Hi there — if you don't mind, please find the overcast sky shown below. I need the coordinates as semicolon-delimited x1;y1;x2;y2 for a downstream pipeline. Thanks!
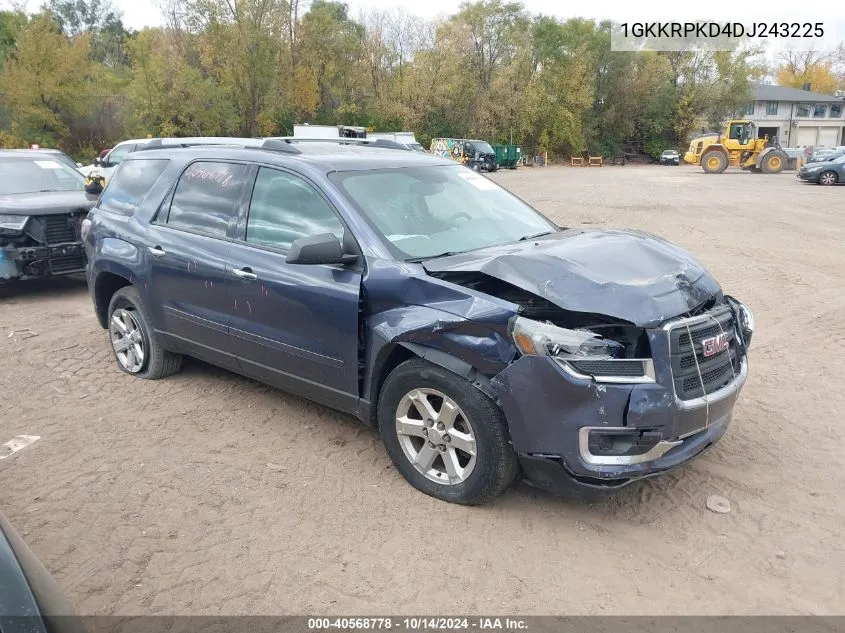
4;0;844;59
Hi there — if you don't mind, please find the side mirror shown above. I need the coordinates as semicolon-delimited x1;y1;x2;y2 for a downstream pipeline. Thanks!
94;157;102;167
286;233;355;265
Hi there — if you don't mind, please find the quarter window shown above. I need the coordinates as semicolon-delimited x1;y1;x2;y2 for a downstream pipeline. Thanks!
99;159;170;216
164;161;248;238
245;168;344;251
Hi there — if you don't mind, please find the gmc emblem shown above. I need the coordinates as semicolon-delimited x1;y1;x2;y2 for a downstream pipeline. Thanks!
702;332;729;358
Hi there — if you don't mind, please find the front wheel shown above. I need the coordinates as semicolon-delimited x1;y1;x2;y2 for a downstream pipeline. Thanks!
701;150;727;174
378;358;518;505
761;150;787;174
819;171;838;186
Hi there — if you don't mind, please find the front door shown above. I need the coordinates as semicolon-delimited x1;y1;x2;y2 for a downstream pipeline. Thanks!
226;166;363;414
147;160;251;367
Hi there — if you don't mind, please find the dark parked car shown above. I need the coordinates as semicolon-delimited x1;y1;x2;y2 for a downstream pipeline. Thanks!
806;148;844;163
83;137;754;504
0;151;98;282
0;511;81;629
797;154;845;185
659;149;680;165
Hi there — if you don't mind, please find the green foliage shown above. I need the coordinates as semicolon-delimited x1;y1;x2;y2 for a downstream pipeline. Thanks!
0;0;766;159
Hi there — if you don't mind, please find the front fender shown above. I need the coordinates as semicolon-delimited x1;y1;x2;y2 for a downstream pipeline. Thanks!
363;305;517;405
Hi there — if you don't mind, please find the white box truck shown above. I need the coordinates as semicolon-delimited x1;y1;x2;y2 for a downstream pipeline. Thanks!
292;124;366;139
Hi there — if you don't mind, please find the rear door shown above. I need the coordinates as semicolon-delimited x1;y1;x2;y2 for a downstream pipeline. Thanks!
225;166;363;413
147;160;250;367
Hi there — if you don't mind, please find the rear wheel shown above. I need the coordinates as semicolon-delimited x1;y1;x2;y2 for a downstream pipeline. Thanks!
761;150;787;174
819;170;838;186
378;358;518;505
701;150;727;174
107;286;182;379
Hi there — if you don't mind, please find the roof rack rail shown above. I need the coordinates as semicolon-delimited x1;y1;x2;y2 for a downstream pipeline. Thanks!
135;135;412;155
137;137;303;154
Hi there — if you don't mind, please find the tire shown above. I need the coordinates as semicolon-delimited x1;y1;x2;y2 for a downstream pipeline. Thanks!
819;170;838;186
701;150;727;174
760;150;787;174
107;286;182;379
378;358;518;505
471;163;480;172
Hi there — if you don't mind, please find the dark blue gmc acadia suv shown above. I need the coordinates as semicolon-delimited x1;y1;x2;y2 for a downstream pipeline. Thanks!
83;137;754;504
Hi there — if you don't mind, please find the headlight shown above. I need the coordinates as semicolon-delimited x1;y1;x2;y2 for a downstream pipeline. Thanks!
509;317;655;383
0;214;29;234
510;316;623;357
738;302;754;347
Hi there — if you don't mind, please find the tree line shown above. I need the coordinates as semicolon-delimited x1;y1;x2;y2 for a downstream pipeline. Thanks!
1;0;843;161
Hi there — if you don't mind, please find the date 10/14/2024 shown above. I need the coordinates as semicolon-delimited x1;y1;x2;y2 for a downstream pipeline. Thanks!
308;618;529;631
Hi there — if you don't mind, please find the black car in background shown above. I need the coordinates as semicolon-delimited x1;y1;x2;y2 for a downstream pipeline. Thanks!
0;512;81;631
0;150;98;282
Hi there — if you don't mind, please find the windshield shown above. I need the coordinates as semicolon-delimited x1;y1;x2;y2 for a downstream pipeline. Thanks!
473;141;494;154
408;143;426;152
0;156;85;195
663;150;677;156
329;165;557;260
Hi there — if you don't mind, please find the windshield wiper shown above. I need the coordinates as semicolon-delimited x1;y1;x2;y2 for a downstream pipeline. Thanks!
407;251;464;262
519;231;554;241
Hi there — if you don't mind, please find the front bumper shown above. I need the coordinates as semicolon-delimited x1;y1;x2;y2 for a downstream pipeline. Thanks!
491;327;748;497
797;171;819;182
1;242;87;280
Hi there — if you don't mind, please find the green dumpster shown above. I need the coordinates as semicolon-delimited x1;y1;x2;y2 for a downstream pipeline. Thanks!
492;144;522;169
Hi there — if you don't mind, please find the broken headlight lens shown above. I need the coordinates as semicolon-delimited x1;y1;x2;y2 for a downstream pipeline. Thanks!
510;317;655;382
737;302;754;348
510;316;624;357
0;214;29;235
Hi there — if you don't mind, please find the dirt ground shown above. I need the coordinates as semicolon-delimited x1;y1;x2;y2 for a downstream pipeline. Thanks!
1;164;844;616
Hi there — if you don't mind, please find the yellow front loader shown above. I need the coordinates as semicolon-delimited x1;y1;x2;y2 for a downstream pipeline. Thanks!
683;120;788;174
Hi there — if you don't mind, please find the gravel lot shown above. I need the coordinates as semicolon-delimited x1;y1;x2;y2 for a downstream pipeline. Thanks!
1;164;843;615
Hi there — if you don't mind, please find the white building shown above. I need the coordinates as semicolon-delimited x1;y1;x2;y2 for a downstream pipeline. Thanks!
744;84;845;148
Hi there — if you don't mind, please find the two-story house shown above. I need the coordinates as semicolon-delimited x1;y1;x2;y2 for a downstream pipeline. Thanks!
744;84;845;148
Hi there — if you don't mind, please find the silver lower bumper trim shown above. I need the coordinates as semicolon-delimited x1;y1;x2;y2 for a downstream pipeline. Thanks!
578;427;682;466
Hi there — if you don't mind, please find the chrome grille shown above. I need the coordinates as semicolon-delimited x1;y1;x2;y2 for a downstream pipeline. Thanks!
667;305;742;400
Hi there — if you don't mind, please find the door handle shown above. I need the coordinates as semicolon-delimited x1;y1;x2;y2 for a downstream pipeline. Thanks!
232;267;257;281
147;246;166;257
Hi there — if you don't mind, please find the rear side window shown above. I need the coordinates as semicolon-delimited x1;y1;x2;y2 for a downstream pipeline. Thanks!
164;161;248;238
99;159;170;216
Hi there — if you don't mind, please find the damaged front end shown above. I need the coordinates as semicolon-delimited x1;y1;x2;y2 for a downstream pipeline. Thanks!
0;211;89;281
419;230;754;496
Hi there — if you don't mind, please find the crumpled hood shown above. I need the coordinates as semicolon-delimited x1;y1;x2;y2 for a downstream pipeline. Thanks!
0;191;98;216
423;228;722;327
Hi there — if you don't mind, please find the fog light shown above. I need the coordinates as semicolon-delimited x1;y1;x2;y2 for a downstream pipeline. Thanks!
588;429;662;457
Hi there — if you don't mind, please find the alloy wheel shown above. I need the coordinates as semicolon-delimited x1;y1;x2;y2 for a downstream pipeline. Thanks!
395;388;477;485
109;308;146;373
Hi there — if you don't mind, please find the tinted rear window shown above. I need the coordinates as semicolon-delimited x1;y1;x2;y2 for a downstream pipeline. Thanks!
99;159;170;216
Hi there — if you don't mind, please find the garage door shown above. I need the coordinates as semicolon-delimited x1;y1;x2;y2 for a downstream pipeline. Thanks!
819;127;840;147
797;127;817;147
